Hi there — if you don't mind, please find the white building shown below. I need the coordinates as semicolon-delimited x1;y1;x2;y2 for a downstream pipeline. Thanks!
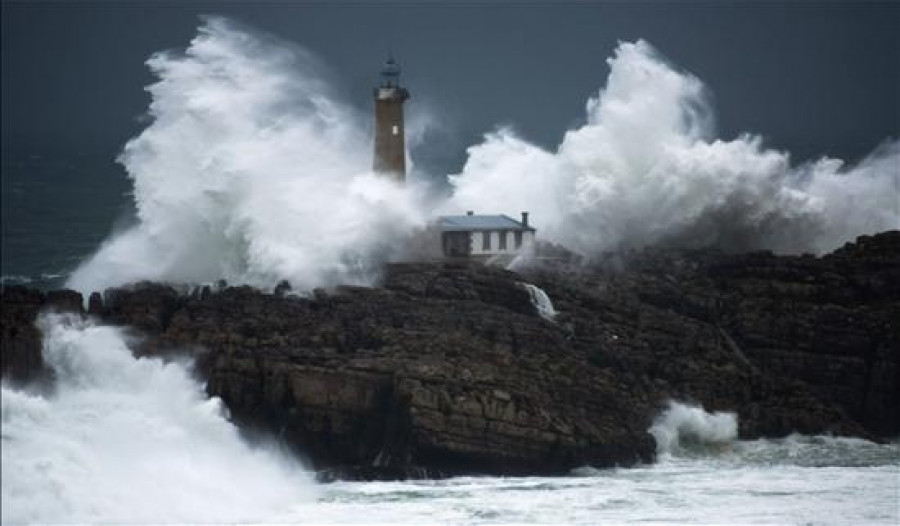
437;211;536;260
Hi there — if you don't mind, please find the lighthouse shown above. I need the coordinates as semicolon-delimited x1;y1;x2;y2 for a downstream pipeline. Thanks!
373;56;410;182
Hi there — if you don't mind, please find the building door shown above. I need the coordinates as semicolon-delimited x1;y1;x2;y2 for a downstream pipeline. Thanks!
442;231;471;257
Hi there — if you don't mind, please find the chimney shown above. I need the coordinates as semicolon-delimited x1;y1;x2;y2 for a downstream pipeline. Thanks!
466;211;474;216
521;211;529;227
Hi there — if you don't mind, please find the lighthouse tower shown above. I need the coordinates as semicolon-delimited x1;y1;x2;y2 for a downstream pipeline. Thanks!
373;56;410;182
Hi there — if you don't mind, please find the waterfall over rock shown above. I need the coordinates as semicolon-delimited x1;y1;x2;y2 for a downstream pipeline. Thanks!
519;282;557;321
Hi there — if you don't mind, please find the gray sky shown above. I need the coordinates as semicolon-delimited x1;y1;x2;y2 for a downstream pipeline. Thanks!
2;0;898;176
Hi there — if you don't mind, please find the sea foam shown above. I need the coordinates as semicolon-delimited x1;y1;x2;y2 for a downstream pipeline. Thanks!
0;313;313;523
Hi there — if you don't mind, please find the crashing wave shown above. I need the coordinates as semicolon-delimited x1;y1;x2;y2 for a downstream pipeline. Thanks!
67;21;899;295
447;40;899;257
648;401;738;456
1;313;313;523
66;17;427;295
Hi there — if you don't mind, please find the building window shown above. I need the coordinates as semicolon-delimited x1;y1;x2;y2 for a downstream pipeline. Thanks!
515;231;523;248
499;230;507;250
482;231;491;250
392;125;399;136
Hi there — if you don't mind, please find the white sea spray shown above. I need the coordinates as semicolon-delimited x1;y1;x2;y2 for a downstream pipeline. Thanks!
447;40;900;256
67;24;898;294
66;17;428;295
1;313;313;524
648;401;738;456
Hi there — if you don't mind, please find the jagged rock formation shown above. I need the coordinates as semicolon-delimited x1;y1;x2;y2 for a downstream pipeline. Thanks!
114;267;657;478
710;234;899;436
2;231;897;479
527;231;899;440
0;286;46;384
0;287;83;385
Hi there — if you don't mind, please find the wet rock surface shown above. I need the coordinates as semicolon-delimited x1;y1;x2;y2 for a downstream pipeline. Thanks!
1;286;83;386
526;232;899;441
2;231;897;479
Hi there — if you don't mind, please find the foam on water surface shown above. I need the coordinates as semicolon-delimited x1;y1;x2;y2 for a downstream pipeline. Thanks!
1;314;314;524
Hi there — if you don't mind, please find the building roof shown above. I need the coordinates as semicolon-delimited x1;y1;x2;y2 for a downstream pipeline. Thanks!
438;214;535;232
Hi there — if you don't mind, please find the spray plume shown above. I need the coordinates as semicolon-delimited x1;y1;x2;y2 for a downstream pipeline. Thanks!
68;24;898;294
67;17;427;294
448;40;899;256
1;314;313;523
649;401;738;456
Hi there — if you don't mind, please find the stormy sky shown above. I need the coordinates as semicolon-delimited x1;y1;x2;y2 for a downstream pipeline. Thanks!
2;1;898;175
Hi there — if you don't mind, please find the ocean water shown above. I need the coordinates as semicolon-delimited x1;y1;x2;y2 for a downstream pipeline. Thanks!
308;455;899;524
2;314;898;524
0;153;132;290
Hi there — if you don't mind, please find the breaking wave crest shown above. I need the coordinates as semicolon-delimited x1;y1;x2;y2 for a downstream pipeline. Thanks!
448;40;899;256
66;17;427;295
0;313;312;523
646;401;899;467
67;22;898;294
649;401;738;457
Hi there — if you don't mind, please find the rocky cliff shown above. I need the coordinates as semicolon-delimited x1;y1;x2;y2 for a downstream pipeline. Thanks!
2;231;897;479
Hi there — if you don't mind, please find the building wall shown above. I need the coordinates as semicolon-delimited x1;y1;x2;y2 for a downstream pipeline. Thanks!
471;231;484;255
523;231;535;247
469;230;535;256
442;231;471;257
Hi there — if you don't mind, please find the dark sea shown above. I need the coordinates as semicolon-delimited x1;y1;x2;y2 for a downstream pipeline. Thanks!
1;151;133;290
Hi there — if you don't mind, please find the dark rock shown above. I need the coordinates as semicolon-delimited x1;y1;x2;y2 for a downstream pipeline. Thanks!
707;231;900;436
0;286;47;384
274;280;292;297
101;282;182;334
88;292;104;315
4;230;897;479
45;289;84;314
96;264;657;476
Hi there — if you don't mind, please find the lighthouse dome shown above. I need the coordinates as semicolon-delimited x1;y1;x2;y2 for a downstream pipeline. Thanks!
381;56;401;76
380;56;401;87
